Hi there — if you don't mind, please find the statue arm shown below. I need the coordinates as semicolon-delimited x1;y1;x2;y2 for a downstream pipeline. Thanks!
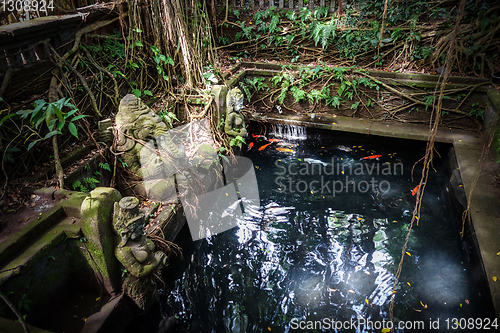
116;247;163;278
224;113;247;137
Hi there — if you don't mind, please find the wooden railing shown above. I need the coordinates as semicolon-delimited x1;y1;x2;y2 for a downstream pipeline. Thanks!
216;0;341;11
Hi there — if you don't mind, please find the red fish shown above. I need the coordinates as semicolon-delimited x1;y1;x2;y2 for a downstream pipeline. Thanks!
268;138;282;143
252;134;267;139
248;142;254;151
258;143;272;151
411;183;425;196
360;154;382;160
276;148;294;153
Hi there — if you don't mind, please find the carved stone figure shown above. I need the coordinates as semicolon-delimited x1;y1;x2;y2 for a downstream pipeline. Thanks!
224;88;247;137
114;94;190;202
113;196;168;311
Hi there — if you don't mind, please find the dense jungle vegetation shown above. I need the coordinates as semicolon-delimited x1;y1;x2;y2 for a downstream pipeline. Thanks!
0;0;498;198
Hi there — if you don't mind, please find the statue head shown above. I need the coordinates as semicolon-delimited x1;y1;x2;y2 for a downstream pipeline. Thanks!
113;197;146;247
115;94;168;152
227;88;244;114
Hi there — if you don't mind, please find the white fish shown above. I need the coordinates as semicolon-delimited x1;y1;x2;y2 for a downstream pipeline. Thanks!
304;158;329;166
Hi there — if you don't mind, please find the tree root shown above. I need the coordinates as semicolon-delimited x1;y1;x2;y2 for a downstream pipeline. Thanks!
0;291;30;333
46;43;102;117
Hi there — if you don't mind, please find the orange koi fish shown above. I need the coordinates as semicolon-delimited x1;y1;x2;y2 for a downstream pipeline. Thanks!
258;143;272;151
268;138;282;143
411;183;425;196
276;148;294;153
252;134;267;139
248;142;254;151
360;154;382;160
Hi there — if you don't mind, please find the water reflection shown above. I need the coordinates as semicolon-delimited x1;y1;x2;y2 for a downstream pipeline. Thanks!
160;129;490;333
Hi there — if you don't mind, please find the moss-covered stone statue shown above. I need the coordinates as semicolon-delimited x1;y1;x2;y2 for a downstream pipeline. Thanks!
113;196;168;311
113;94;190;202
224;88;247;138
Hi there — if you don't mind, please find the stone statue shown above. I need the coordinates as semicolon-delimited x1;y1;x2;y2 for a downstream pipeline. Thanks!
224;88;247;137
113;196;168;311
113;94;190;202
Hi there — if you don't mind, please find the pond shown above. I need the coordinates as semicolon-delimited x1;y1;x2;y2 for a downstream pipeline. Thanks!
152;124;495;333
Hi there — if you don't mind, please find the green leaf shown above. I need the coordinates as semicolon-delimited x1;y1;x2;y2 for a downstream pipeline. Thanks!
28;140;41;150
132;89;141;98
70;114;88;122
99;162;112;172
135;40;143;47
44;130;61;139
143;90;153;96
52;104;65;124
48;118;57;131
16;109;34;118
0;113;16;126
68;122;78;139
165;55;174;66
32;99;46;115
45;105;53;127
65;108;78;119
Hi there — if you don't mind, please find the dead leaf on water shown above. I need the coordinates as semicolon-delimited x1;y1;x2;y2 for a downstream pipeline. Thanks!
493;276;498;282
406;251;411;256
348;290;355;293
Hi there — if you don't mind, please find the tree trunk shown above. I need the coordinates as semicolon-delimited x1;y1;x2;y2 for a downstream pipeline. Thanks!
49;71;64;189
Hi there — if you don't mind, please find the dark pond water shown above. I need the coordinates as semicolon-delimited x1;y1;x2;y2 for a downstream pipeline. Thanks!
157;124;495;333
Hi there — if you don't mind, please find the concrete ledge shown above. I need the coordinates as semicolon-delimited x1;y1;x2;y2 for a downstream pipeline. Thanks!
0;217;81;284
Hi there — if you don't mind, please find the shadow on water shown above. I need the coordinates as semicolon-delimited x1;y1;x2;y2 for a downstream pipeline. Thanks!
148;124;494;333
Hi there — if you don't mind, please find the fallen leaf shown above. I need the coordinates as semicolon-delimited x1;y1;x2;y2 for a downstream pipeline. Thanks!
493;276;497;282
407;282;411;287
406;251;411;256
382;329;391;333
348;289;355;293
365;299;369;305
465;299;469;305
413;308;422;312
328;288;337;292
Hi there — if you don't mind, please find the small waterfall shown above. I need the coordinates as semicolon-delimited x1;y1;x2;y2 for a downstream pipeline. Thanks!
270;123;307;140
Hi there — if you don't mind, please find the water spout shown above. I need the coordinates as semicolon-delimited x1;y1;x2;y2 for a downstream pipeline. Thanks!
270;124;307;140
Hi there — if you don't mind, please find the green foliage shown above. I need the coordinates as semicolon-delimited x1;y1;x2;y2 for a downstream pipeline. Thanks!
17;98;87;150
290;86;306;103
229;135;245;148
469;103;484;120
99;162;111;172
151;45;174;81
310;19;337;50
18;294;33;313
119;158;128;168
412;45;434;61
131;89;153;98
421;95;434;111
239;77;269;101
159;106;179;128
72;168;101;192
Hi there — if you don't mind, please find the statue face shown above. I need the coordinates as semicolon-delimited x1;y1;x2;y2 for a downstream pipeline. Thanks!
135;115;168;141
130;221;145;240
234;99;243;113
